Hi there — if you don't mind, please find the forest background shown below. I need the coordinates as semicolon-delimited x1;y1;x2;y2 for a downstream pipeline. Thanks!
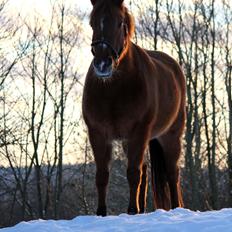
0;0;231;228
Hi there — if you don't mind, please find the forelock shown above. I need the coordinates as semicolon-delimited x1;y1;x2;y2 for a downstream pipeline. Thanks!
89;0;134;39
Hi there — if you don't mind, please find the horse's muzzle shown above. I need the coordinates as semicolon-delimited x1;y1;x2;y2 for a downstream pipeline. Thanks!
93;57;113;78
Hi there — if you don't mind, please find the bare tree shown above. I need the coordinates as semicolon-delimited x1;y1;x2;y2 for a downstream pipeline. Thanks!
221;0;232;206
0;1;84;226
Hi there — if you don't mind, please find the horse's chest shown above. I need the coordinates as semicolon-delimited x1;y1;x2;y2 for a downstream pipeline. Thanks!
96;95;136;122
86;89;144;138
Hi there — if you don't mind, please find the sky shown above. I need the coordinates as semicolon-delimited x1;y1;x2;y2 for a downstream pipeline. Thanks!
2;0;230;166
0;0;95;165
8;0;95;79
8;0;92;17
1;208;232;231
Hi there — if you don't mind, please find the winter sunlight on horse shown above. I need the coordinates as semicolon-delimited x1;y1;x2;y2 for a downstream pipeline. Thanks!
82;0;186;216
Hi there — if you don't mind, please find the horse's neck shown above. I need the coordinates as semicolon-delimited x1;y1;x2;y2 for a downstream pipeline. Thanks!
119;42;148;77
119;42;137;73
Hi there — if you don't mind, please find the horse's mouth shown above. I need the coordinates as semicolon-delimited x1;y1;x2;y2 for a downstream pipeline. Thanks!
95;70;113;78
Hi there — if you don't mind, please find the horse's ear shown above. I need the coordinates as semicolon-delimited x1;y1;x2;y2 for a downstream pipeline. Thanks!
113;0;124;6
90;0;97;5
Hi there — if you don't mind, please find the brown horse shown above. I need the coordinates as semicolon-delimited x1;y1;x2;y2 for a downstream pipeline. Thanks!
82;0;186;216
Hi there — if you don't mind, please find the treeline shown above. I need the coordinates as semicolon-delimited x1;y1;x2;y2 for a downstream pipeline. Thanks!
0;0;231;228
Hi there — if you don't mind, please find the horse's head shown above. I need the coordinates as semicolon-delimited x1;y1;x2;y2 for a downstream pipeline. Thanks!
90;0;134;78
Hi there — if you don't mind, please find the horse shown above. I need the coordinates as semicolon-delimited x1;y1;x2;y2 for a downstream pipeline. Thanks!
82;0;186;216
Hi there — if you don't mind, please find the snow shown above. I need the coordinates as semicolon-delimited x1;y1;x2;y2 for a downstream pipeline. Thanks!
1;208;232;232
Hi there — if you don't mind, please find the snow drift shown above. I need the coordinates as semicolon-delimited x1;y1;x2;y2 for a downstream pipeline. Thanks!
1;208;232;232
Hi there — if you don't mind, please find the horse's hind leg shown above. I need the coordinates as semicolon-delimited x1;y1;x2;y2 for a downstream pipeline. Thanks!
159;134;183;209
139;163;148;213
149;138;170;210
88;129;112;216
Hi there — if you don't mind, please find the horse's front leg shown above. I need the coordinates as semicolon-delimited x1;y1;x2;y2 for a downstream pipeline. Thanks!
88;128;112;216
127;131;149;215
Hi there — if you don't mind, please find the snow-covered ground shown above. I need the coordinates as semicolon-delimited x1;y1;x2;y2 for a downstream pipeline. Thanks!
1;208;232;232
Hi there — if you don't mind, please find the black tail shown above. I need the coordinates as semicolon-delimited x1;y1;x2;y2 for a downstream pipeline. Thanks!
149;138;171;210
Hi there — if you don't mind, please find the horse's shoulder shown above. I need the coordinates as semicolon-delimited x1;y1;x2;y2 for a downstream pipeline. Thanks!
146;50;184;79
132;44;180;71
145;50;179;66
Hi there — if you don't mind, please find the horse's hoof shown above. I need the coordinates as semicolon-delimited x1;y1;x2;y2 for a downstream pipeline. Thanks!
97;207;107;216
127;207;138;215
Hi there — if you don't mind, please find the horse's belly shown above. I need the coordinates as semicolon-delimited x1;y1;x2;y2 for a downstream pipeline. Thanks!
104;116;136;139
88;107;140;139
150;101;182;139
150;125;171;139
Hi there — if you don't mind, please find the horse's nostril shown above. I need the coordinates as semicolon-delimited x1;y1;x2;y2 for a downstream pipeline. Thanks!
93;58;113;76
94;58;112;71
